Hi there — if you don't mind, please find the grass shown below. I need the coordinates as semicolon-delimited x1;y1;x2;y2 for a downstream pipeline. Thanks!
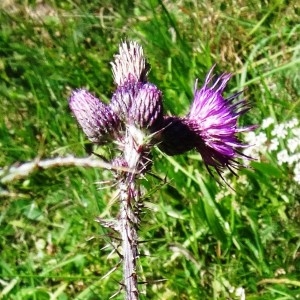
1;0;300;299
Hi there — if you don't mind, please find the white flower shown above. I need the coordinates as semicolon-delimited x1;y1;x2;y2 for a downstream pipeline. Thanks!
256;132;268;145
285;118;299;129
235;287;246;300
244;131;257;144
261;117;275;129
287;137;300;153
294;163;300;184
291;127;300;136
252;132;268;154
271;124;288;138
243;119;300;184
243;147;260;163
244;118;300;184
111;41;149;86
277;149;289;165
294;162;300;175
289;154;300;165
244;132;267;153
268;138;279;152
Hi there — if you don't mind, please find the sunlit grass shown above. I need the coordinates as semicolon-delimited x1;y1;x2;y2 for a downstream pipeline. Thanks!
1;0;299;299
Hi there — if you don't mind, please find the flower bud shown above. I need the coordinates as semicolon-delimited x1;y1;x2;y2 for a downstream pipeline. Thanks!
109;82;142;123
69;89;119;144
110;83;163;131
130;83;163;130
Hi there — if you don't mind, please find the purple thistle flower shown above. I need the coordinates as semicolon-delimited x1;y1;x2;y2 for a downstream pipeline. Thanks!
159;66;253;176
69;89;119;144
186;67;252;174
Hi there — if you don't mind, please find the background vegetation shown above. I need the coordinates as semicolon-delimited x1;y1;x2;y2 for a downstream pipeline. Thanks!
0;0;299;299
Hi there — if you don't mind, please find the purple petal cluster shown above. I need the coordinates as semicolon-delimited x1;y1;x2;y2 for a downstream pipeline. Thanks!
158;66;253;175
69;41;253;177
188;69;252;174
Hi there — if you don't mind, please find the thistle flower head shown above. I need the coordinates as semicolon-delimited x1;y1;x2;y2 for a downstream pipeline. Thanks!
186;66;252;174
111;41;150;86
69;89;119;144
69;41;254;179
159;66;253;176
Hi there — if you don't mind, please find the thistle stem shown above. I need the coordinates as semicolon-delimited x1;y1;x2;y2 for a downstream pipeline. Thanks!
117;125;146;300
119;178;139;300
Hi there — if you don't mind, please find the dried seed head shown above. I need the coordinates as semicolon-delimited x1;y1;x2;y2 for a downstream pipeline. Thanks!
69;89;119;144
111;41;150;86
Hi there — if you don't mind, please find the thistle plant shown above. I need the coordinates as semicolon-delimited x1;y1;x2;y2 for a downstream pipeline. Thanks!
69;41;253;299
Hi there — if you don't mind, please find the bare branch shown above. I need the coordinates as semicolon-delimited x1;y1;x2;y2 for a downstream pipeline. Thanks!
0;155;133;184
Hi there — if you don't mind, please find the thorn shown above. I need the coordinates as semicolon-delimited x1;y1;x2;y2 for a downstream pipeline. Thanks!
109;284;123;299
95;217;120;233
101;260;122;281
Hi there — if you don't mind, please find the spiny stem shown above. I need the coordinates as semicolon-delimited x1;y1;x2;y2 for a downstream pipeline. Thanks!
119;178;139;300
117;125;147;299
